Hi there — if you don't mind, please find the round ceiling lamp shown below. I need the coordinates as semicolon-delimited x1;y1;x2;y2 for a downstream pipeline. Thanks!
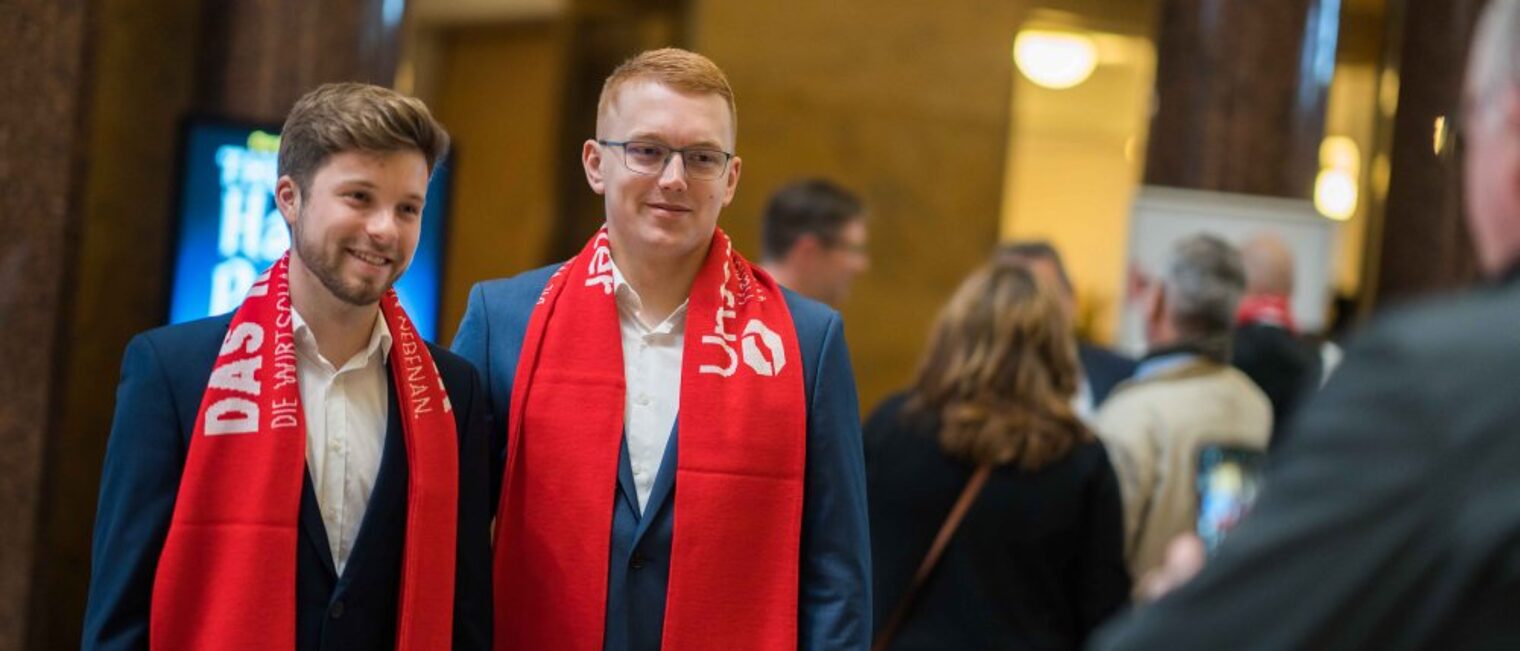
1014;30;1099;90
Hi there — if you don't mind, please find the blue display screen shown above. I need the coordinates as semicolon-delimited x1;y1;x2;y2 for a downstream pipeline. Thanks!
168;120;450;340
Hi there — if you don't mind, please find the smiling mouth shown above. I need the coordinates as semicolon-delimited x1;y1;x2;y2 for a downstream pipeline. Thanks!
348;249;392;267
647;202;691;213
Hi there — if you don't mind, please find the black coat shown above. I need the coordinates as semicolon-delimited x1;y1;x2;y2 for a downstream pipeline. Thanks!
1092;280;1520;650
865;392;1131;651
1231;323;1321;448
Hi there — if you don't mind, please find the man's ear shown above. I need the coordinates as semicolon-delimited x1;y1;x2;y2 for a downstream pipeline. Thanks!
721;155;741;206
583;139;606;195
275;175;301;228
1145;283;1167;330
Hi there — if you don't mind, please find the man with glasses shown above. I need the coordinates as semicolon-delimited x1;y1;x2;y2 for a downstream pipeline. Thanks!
452;48;871;651
760;178;870;308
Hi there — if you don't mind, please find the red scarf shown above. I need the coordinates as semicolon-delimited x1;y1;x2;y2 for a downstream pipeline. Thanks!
150;254;459;650
1236;293;1297;334
494;227;807;650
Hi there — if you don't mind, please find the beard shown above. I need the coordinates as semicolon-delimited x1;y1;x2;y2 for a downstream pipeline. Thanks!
291;212;401;306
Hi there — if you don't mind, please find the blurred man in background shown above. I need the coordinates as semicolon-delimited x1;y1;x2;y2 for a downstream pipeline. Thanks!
1231;233;1322;449
760;178;870;307
1094;235;1270;579
1094;2;1520;647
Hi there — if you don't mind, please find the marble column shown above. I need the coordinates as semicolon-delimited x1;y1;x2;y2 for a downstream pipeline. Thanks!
197;0;408;122
1145;0;1340;198
1369;0;1489;303
0;1;93;648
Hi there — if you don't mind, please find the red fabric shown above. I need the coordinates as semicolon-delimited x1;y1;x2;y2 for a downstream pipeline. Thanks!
151;254;459;650
1236;293;1297;334
494;228;807;651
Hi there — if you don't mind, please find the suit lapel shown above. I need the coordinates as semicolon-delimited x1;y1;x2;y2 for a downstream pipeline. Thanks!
631;422;679;546
299;471;339;580
616;434;640;519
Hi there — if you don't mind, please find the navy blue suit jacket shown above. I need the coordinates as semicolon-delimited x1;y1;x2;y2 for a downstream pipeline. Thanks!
82;314;494;650
452;264;873;651
1078;342;1137;408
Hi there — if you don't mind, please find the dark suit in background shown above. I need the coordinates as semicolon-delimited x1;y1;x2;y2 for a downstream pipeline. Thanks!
1231;324;1321;449
1079;342;1137;409
1092;281;1520;650
82;315;494;651
866;392;1131;651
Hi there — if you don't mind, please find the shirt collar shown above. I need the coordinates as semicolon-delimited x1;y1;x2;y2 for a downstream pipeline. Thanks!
1133;350;1202;382
609;258;688;334
290;307;393;371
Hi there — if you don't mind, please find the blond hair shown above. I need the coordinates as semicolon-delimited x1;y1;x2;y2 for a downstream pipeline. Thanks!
907;263;1091;469
278;82;450;192
596;48;737;140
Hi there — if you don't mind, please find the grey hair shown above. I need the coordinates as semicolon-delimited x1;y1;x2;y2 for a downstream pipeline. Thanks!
1474;0;1520;93
1163;234;1246;358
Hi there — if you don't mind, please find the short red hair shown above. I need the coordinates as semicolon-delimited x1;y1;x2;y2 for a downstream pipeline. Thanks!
596;48;737;140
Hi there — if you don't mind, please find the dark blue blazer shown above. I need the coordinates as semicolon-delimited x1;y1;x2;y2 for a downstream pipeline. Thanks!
1078;342;1137;408
452;264;873;651
82;314;494;650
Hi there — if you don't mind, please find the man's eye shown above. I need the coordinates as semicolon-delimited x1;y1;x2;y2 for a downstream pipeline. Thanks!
347;191;370;202
627;144;667;160
687;151;722;166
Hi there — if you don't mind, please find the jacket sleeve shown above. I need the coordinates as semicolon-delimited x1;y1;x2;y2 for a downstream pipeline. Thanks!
451;282;504;506
798;314;873;650
1094;397;1161;566
452;362;494;650
1090;328;1444;651
82;334;188;651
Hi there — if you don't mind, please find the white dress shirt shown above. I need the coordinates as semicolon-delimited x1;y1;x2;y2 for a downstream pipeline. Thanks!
611;262;686;512
292;308;392;575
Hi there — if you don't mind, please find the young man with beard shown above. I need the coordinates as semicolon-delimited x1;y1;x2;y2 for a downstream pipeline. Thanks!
83;83;492;650
452;49;871;651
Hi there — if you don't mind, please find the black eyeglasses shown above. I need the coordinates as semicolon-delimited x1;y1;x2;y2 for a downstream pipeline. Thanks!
597;139;734;180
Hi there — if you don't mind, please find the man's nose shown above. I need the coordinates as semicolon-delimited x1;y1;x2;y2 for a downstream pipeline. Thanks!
658;152;689;191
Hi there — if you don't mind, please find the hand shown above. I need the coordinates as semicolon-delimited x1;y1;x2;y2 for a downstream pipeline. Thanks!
1135;533;1206;602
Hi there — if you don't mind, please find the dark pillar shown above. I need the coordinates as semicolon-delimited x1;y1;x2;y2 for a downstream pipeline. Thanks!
0;2;94;648
1144;0;1340;198
1367;0;1489;304
197;0;408;122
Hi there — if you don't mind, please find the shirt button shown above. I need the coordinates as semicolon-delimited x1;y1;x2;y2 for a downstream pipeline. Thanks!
635;394;650;406
329;600;346;619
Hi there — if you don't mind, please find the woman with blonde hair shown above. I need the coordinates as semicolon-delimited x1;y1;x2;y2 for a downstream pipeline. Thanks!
866;262;1130;650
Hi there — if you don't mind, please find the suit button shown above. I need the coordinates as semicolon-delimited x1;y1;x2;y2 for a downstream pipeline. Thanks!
630;553;647;570
330;600;346;619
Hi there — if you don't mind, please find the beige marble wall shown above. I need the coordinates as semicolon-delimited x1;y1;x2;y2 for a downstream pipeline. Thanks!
691;0;1020;410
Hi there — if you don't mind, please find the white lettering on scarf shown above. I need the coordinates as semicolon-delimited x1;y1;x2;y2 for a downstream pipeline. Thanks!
395;306;451;416
206;322;266;436
585;232;615;295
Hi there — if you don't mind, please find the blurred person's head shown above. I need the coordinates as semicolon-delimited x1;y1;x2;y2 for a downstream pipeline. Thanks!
582;48;741;270
760;178;868;306
1240;233;1295;297
908;263;1090;470
995;240;1076;321
1464;0;1520;275
1143;235;1246;360
274;82;450;307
